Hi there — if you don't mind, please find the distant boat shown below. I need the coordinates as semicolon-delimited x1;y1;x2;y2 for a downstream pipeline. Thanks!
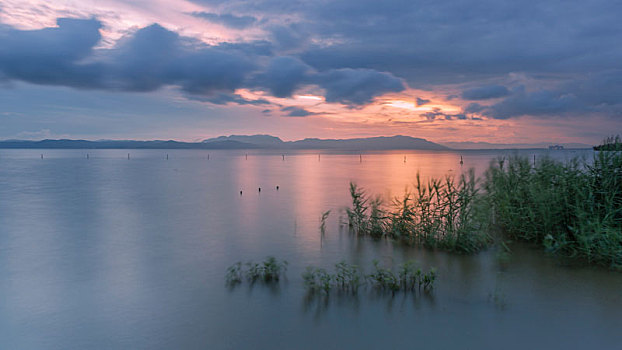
548;145;564;150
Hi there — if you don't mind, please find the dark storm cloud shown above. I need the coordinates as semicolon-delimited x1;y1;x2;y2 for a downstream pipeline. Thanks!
189;11;257;29
461;85;510;100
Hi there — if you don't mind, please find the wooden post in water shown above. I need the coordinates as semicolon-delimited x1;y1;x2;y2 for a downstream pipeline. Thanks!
282;154;285;161
41;154;43;159
208;154;210;160
245;153;248;160
166;154;169;160
359;154;362;163
86;154;89;159
533;154;536;167
460;155;464;166
127;153;130;160
404;155;406;163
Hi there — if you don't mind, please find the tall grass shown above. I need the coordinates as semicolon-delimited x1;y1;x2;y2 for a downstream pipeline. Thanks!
346;170;490;253
594;135;622;151
484;151;622;268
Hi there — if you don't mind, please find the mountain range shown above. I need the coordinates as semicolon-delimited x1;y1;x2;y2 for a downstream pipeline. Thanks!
202;135;448;150
0;135;593;150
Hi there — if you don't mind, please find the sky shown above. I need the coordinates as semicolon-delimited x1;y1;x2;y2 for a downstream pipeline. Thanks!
0;0;620;143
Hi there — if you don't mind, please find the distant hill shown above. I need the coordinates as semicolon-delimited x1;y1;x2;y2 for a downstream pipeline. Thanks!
0;139;258;149
203;134;284;147
442;141;593;150
0;135;447;150
7;136;592;150
288;135;448;150
203;135;447;150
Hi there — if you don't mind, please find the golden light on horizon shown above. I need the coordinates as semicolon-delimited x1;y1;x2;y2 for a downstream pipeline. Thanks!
295;95;324;101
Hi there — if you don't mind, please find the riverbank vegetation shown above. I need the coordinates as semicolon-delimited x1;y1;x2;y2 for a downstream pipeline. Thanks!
345;150;622;269
484;151;622;269
593;135;622;151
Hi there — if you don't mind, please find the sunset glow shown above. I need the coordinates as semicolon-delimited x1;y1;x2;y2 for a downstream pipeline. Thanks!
0;0;620;145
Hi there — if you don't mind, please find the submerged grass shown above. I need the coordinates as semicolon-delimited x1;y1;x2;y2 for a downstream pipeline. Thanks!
225;256;288;286
484;151;622;269
303;260;436;295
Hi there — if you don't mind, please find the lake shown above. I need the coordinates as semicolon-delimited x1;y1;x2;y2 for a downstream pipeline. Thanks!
1;148;620;349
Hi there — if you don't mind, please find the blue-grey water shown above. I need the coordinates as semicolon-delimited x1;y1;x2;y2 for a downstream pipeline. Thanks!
1;148;620;349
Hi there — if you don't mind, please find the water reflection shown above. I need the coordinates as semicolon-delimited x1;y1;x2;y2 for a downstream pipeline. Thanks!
2;148;621;350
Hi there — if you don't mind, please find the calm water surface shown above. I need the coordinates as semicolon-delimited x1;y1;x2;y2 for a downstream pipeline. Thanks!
1;149;620;349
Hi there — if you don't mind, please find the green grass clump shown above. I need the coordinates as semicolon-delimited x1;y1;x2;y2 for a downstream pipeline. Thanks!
367;260;436;293
303;261;362;294
225;256;288;286
345;171;490;253
302;260;436;294
225;262;243;285
483;151;622;268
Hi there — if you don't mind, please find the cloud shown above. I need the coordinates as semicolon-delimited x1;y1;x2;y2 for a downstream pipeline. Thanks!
108;24;258;94
269;23;311;52
185;92;270;105
189;11;257;29
477;86;578;119
315;68;405;105
0;20;260;95
461;85;510;100
421;110;468;121
0;18;103;88
464;103;486;114
416;97;430;106
281;106;315;117
252;56;312;97
0;18;408;107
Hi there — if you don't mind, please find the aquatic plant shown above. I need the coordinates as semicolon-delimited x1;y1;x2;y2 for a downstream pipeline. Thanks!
302;267;334;293
320;210;331;236
302;260;436;294
346;182;369;235
483;152;622;269
225;262;243;286
368;260;436;293
225;257;288;286
593;134;622;151
345;171;490;254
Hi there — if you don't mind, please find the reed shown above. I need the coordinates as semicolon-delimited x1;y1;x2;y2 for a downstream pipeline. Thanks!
320;210;331;236
346;170;490;253
225;256;288;286
483;151;622;268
